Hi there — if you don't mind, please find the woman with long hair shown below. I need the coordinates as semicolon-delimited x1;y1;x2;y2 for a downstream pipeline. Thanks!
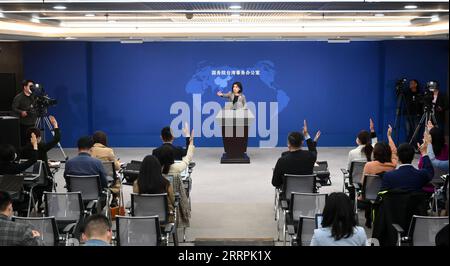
347;118;377;170
133;155;175;221
311;192;367;246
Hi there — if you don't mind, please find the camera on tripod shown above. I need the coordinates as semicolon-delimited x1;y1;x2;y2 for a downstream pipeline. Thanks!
30;83;57;116
422;81;437;112
395;78;407;96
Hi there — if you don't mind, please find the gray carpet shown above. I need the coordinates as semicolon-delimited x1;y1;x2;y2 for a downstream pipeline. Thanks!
48;146;420;244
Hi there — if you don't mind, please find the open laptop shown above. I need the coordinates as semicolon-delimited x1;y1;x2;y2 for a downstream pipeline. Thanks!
315;213;323;229
19;160;43;182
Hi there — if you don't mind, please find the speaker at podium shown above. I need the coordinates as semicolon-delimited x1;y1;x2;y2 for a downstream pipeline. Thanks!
215;103;255;164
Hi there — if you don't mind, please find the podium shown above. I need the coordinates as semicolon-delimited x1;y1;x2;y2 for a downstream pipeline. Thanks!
215;106;255;164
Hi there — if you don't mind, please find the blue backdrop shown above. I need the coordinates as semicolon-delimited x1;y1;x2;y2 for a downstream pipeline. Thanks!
23;40;448;147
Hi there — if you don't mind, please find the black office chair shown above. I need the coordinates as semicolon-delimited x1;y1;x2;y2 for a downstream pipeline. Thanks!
282;193;327;245
44;192;85;245
287;216;316;246
362;174;383;202
314;161;332;186
115;216;163;246
121;160;142;185
12;216;59;246
130;193;178;246
66;174;108;215
101;161;117;184
393;215;449;246
341;160;366;193
275;174;318;241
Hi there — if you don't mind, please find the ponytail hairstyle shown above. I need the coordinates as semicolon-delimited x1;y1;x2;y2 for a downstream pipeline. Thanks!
357;130;373;162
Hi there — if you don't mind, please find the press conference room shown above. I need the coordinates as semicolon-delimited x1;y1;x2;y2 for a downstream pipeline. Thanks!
0;0;448;259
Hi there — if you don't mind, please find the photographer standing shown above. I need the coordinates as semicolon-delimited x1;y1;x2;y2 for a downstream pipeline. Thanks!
11;80;38;147
404;79;423;144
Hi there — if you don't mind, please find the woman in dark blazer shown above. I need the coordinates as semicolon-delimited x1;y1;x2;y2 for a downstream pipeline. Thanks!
217;81;247;109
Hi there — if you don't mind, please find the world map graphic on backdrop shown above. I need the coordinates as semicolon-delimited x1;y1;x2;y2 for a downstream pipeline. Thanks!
185;60;290;114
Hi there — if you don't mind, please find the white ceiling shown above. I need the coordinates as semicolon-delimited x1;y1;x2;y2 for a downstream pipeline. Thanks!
0;1;448;41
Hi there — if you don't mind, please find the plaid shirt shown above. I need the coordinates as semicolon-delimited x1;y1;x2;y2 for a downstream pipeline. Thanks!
0;214;42;246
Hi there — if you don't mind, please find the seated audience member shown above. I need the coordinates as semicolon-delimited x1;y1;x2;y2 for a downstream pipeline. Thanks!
64;137;109;212
361;125;398;185
0;133;38;175
91;131;121;171
419;122;448;172
381;143;434;192
64;136;108;190
424;129;449;172
91;130;121;207
272;120;317;189
310;192;367;246
0;191;42;246
133;155;175;222
81;214;112;246
152;123;191;162
20;115;61;209
158;134;194;227
347;118;377;169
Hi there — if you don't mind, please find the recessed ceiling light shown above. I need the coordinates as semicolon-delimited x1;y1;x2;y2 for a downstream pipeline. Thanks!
404;5;418;9
65;37;77;40
85;13;95;17
430;15;440;22
229;5;241;10
394;36;405;39
374;13;384;17
53;5;66;10
30;17;40;23
231;14;240;18
0;12;4;18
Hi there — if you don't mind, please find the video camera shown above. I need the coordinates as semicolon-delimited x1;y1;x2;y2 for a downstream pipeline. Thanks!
395;78;408;96
422;81;438;112
30;83;57;116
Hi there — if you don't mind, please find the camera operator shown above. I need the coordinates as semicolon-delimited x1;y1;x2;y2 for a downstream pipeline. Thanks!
11;80;38;147
404;79;423;144
429;81;449;128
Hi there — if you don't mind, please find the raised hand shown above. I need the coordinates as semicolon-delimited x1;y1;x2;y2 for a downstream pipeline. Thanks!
303;120;308;136
314;131;321;142
387;124;392;138
423;130;432;144
49;115;58;128
217;91;223;97
189;129;194;145
417;142;427;156
31;133;38;149
369;118;375;132
426;120;434;131
21;111;27;118
182;122;190;137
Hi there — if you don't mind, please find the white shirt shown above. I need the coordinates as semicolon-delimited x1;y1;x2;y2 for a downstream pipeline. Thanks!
347;136;377;170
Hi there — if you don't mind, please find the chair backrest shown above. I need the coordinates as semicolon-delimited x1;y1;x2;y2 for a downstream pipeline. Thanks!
0;175;24;194
349;161;366;185
363;174;383;201
116;216;161;246
44;192;84;223
131;193;169;224
409;215;449;246
12;216;59;246
283;174;317;199
290;193;327;223
101;161;116;180
297;216;316;246
66;175;102;201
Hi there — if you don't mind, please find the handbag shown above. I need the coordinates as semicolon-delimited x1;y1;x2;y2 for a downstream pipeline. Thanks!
110;180;126;219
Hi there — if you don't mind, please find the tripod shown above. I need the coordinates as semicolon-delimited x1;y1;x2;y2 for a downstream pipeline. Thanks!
408;106;438;146
393;91;412;144
35;115;68;161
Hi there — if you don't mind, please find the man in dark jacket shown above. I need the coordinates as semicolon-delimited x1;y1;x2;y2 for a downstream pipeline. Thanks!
11;80;37;147
153;123;191;161
381;143;434;192
272;120;318;188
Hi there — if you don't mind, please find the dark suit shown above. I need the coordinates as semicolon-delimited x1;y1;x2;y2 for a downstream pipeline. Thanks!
433;91;449;127
272;138;317;188
63;152;108;189
381;156;434;192
152;137;190;161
